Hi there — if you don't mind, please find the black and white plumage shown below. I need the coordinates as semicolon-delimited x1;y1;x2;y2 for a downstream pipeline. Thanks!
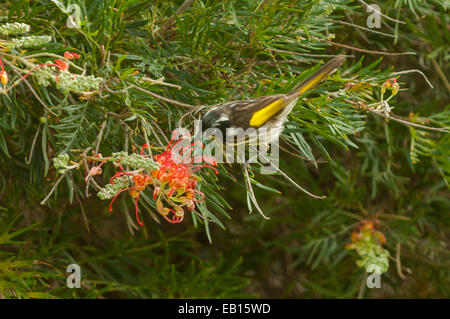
201;56;345;145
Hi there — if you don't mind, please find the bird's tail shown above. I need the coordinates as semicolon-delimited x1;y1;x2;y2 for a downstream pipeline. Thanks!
288;56;345;97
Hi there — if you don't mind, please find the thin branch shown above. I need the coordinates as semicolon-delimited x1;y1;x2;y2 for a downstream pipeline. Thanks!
390;69;434;89
343;11;370;43
129;83;200;108
331;19;396;38
83;156;92;198
431;58;450;93
40;174;66;205
25;123;42;165
358;0;406;24
146;119;166;147
94;120;107;154
140;120;153;157
327;40;415;56
150;119;170;144
140;77;182;90
396;242;407;280
389;114;450;133
105;111;132;151
279;137;328;164
4;60;58;116
251;146;326;199
350;100;450;133
21;52;85;72
267;47;354;58
76;193;90;233
242;165;270;219
357;272;368;299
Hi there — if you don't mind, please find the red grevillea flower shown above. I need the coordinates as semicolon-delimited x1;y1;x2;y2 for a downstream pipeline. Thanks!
384;78;397;87
150;135;218;223
0;58;8;87
108;137;218;226
345;219;386;250
54;59;69;72
0;70;8;87
381;77;399;96
64;51;81;60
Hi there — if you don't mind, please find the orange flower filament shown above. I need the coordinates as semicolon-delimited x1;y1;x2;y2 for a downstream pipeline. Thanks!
108;136;218;226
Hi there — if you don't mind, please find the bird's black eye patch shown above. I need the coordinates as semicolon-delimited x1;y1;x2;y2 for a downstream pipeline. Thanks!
201;109;231;134
214;119;231;133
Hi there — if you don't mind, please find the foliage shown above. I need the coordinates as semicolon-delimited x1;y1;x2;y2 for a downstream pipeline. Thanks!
0;0;448;298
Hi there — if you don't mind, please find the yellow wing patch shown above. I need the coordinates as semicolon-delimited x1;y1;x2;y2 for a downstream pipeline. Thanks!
249;98;285;127
297;72;326;95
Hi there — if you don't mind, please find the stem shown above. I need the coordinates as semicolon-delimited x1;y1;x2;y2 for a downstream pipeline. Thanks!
40;174;66;205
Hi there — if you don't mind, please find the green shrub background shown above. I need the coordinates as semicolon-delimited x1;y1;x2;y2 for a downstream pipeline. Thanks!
0;0;448;298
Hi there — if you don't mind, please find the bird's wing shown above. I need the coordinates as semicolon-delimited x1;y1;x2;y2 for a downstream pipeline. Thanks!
288;56;345;97
222;56;345;128
227;94;288;128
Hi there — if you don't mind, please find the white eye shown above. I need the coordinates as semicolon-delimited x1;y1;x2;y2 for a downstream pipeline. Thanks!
217;115;230;123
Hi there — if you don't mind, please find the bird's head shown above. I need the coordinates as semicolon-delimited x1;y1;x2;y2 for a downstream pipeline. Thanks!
201;107;231;132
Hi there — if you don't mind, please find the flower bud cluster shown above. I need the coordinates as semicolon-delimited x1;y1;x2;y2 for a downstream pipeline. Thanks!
55;71;103;94
345;220;389;274
381;78;399;98
53;153;70;175
97;176;130;200
111;152;160;171
34;64;56;86
10;35;52;49
0;22;30;35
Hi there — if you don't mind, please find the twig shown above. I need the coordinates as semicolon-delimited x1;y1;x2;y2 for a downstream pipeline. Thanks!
240;58;309;66
242;164;270;219
331;19;396;38
150;119;170;144
254;0;271;12
21;52;85;72
83;156;92;198
105;111;132;151
279;137;328;164
267;47;354;58
389;114;450;133
81;145;104;197
430;58;450;93
251;146;326;199
390;69;434;89
76;193;90;233
378;213;410;221
140;77;182;90
40;174;66;205
327;40;415;56
4;60;58;116
94;120;107;154
25;123;42;165
146;120;165;147
177;106;203;128
343;11;370;43
350;100;450;133
357;272;368;299
140;120;153;157
357;0;406;24
396;242;407;280
129;84;199;108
